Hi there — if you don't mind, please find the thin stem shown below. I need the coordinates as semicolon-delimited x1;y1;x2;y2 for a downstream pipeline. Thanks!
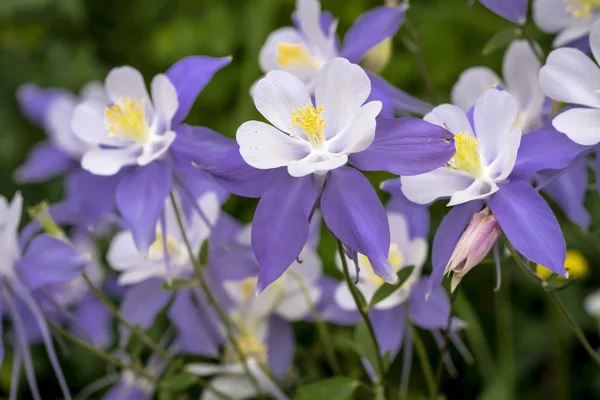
404;19;437;104
336;239;386;395
411;326;436;397
506;242;600;367
169;192;264;393
430;290;457;400
81;273;172;362
288;269;342;374
520;26;545;65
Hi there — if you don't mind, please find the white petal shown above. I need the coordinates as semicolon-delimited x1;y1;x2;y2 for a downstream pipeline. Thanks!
276;287;318;320
288;247;323;283
451;67;502;111
296;0;333;57
539;48;600;108
503;40;544;132
424;104;472;134
388;213;411;248
287;151;347;177
118;267;164;286
448;179;498;206
553;107;600;145
327;101;381;154
72;101;125;147
591;20;600;65
151;74;178;126
81;147;138;176
473;89;520;166
334;284;365;311
107;231;144;270
533;0;575;33
315;58;372;139
186;363;227;377
400;168;475;205
105;66;151;106
80;81;109;103
253;71;312;132
486;127;521;181
46;95;87;157
259;27;304;72
374;290;407;310
137;130;176;166
237;121;310;170
202;376;257;400
406;238;428;270
554;23;592;47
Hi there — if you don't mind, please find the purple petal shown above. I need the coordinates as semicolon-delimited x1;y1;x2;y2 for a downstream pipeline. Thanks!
200;145;287;198
14;141;75;183
371;305;406;357
430;200;484;291
539;159;590;230
168;290;222;357
350;118;455;175
511;129;590;179
381;178;430;239
320;167;395;283
18;201;79;250
116;162;172;253
119;279;171;345
66;169;120;228
479;0;527;23
368;73;433;116
252;174;317;293
166;56;232;126
409;280;450;329
18;235;87;290
317;277;361;325
103;383;150;400
341;5;405;63
170;124;234;168
73;294;112;348
16;84;70;127
266;315;295;379
489;180;566;275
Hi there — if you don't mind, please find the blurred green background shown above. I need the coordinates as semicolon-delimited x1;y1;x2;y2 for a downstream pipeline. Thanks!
2;0;600;398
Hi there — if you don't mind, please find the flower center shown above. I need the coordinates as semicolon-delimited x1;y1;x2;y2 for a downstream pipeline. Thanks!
105;97;150;145
224;321;267;364
148;231;183;261
290;104;326;148
358;243;404;287
447;132;484;178
276;43;320;70
240;277;256;302
565;0;600;18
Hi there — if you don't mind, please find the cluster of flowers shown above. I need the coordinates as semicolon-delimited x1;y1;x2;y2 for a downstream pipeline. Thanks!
6;0;600;398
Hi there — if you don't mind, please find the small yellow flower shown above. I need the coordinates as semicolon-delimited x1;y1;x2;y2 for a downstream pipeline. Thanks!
536;249;588;280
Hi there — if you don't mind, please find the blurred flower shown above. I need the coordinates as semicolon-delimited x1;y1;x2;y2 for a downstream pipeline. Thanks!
479;0;528;24
537;249;589;280
534;0;600;48
585;289;600;318
362;38;393;74
445;208;501;291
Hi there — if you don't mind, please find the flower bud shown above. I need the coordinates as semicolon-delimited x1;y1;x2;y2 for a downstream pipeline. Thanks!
537;249;588;281
362;38;393;74
28;201;66;240
445;208;501;292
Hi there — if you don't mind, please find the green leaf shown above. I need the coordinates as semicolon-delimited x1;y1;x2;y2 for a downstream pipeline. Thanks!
160;278;197;291
370;266;414;308
199;239;210;267
482;28;520;55
158;390;175;400
294;377;359;400
160;371;198;391
354;322;384;377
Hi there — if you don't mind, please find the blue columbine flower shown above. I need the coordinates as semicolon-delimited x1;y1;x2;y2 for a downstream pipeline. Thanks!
478;0;528;24
533;0;600;49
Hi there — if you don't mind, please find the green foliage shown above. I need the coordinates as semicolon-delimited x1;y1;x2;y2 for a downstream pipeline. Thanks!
294;377;359;400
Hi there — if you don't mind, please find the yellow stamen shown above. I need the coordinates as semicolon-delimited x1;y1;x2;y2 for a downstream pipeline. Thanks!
358;244;404;287
565;0;600;19
240;277;256;302
148;231;182;260
447;132;484;177
536;249;589;280
104;97;149;145
276;43;320;70
224;320;268;363
290;104;326;147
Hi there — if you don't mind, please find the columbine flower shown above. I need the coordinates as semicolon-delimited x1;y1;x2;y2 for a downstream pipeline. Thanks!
231;57;453;293
478;0;528;23
258;0;431;116
0;193;89;399
452;40;545;133
534;0;600;48
401;89;568;290
445;208;501;291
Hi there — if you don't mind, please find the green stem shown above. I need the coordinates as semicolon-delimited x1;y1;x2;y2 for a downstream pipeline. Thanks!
169;193;264;393
411;326;436;397
520;25;545;65
81;273;172;362
430;290;457;400
404;19;438;105
288;269;342;374
336;239;386;397
495;267;515;397
506;241;600;367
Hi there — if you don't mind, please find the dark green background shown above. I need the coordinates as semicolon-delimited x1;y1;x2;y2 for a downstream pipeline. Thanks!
2;0;600;398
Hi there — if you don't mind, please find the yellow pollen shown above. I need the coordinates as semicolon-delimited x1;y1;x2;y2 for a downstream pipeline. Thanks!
105;97;149;145
148;231;182;260
276;43;320;70
447;132;484;177
290;104;326;147
240;277;256;301
224;320;267;363
358;244;404;287
536;249;589;280
565;0;600;19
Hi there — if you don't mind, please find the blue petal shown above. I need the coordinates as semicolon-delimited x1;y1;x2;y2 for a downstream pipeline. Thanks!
166;56;232;126
479;0;527;24
252;174;317;294
170;124;234;168
371;305;406;358
73;294;112;348
116;162;172;253
409;280;450;329
368;73;433;116
266;315;295;379
489;180;566;275
16;84;70;127
320;167;395;283
14;141;75;183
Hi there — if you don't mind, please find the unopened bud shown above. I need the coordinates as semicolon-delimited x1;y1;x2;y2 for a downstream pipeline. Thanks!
445;208;501;292
28;202;66;240
362;38;393;74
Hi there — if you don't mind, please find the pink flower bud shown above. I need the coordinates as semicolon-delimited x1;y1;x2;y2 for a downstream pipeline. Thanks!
445;207;501;291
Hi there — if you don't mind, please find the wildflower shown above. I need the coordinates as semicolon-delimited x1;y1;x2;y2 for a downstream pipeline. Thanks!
401;89;570;290
479;0;528;24
584;289;600;318
534;0;600;48
258;0;432;116
233;57;453;293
